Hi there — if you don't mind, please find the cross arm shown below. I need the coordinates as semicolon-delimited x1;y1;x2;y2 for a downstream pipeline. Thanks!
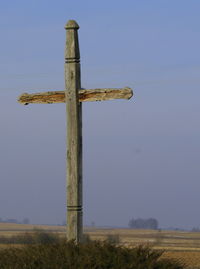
18;87;133;105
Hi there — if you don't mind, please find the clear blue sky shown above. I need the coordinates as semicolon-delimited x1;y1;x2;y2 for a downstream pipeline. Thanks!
0;0;200;229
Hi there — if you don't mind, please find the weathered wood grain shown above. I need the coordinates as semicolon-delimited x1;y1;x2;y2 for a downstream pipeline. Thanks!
65;20;83;243
18;87;133;105
17;19;133;245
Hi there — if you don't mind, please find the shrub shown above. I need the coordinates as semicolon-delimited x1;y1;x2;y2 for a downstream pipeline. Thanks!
0;239;184;269
106;233;120;244
82;233;91;243
0;229;60;245
31;229;60;244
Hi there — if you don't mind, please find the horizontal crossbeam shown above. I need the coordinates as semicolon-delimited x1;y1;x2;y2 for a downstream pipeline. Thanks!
18;87;133;105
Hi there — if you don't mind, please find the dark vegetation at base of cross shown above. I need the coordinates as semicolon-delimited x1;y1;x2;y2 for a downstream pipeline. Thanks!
0;230;184;269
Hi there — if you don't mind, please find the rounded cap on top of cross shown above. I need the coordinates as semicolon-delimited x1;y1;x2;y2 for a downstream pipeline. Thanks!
65;20;79;30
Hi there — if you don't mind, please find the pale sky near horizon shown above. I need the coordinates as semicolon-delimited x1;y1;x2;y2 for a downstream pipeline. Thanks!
0;0;200;229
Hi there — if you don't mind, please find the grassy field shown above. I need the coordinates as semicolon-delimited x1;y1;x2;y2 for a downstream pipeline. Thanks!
0;223;200;268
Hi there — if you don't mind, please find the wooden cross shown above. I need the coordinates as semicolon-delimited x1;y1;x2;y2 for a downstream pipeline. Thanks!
18;20;133;243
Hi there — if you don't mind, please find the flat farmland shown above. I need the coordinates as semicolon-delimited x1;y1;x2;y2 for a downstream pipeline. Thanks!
1;223;200;268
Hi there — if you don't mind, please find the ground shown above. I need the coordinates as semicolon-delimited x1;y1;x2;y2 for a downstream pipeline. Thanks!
0;223;200;269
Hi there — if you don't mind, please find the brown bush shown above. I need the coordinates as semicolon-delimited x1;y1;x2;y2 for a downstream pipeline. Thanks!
0;230;183;269
0;232;184;269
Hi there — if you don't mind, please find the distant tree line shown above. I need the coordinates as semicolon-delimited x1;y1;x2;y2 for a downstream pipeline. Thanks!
191;227;200;232
128;218;159;230
0;217;30;224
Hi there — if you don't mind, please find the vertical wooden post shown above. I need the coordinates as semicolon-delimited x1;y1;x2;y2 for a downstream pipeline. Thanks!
65;20;82;243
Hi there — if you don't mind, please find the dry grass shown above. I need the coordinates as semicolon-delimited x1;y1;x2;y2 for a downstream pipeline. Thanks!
162;251;200;269
86;228;200;250
1;223;200;268
0;223;65;232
